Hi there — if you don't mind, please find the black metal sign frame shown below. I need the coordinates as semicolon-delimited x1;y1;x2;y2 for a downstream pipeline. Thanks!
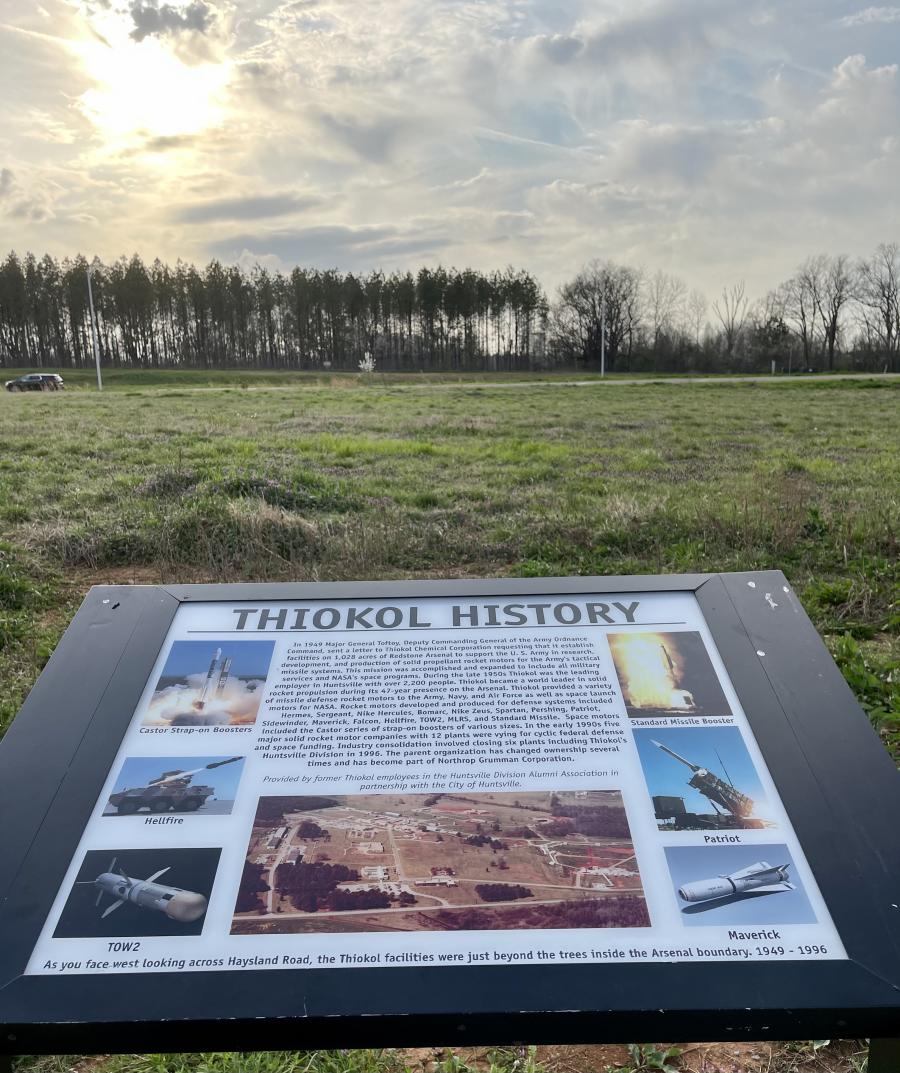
1;572;898;1061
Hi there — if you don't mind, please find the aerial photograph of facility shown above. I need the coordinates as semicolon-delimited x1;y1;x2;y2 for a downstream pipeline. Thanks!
232;790;649;934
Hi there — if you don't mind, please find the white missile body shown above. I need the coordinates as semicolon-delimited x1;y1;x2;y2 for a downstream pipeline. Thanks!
149;756;242;786
677;861;794;904
194;648;224;710
91;859;208;923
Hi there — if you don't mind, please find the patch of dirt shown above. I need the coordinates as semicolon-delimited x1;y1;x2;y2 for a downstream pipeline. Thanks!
536;1042;773;1073
70;564;172;587
400;1040;867;1073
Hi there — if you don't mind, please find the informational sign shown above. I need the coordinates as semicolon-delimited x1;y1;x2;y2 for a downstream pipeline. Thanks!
2;573;899;1057
25;590;844;977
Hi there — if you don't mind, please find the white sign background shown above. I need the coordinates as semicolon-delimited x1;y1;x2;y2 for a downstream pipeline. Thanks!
26;591;845;976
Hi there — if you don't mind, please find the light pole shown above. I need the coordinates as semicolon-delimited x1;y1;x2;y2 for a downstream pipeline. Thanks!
86;263;102;391
600;297;606;377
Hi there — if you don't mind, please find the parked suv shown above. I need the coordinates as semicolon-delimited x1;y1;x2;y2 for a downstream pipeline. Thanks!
4;373;65;392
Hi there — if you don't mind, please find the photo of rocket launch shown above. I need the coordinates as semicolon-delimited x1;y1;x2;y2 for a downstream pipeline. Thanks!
143;640;275;727
607;631;732;719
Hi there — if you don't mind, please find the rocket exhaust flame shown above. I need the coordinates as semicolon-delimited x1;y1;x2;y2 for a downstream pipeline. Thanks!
147;650;263;726
609;633;696;712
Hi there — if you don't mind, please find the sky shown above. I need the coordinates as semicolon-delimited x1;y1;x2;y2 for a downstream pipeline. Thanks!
1;0;899;300
156;639;274;682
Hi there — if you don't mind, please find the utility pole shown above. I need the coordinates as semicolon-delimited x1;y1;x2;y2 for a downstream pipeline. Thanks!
87;264;102;391
600;297;606;378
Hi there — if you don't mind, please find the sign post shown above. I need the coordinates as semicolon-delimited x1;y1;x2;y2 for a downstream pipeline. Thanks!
1;573;898;1063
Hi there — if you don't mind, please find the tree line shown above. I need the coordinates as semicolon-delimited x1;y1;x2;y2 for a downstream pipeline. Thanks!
0;253;546;373
1;244;897;374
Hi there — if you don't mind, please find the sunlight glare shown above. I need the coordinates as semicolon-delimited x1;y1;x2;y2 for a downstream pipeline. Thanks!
77;35;229;143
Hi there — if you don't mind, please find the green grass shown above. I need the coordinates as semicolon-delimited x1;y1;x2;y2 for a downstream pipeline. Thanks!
1;376;896;746
1;375;897;1073
9;1041;875;1072
2;366;891;391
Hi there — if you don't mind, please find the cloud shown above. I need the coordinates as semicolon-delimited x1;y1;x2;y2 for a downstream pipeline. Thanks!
523;0;748;76
142;133;200;152
837;6;900;26
173;192;322;223
831;53;898;88
129;0;214;41
0;166;54;221
208;224;451;270
4;0;900;301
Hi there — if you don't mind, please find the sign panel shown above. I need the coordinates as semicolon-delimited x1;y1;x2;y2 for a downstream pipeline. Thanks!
25;590;844;978
2;573;899;1053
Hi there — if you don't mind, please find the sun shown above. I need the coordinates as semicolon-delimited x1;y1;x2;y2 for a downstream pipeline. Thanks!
75;27;229;143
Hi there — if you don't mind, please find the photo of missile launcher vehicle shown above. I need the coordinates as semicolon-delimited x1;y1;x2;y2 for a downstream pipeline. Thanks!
633;726;775;831
106;756;243;816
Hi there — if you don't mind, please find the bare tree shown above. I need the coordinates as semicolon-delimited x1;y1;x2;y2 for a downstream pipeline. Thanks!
646;270;687;347
685;289;708;347
813;254;855;370
712;281;749;358
856;242;900;371
779;267;819;367
553;260;643;370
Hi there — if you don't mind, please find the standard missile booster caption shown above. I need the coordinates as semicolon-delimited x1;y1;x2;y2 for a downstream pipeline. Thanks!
677;861;794;905
650;739;770;831
83;858;209;923
107;756;241;815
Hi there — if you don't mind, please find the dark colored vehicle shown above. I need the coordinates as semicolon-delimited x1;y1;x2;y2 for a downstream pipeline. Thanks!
4;373;65;392
107;757;241;815
108;778;216;815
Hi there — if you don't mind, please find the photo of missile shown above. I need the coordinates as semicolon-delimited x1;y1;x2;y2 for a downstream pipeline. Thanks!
193;648;231;711
86;858;209;923
144;640;274;727
608;630;732;719
633;726;775;831
54;848;221;938
677;861;794;904
664;844;817;926
105;755;244;816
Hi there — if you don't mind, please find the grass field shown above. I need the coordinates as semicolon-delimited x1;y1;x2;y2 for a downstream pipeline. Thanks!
2;372;898;1073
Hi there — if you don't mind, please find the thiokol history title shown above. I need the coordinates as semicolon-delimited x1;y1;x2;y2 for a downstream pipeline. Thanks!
230;600;642;632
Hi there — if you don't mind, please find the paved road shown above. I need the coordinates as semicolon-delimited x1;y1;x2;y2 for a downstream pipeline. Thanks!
47;372;895;395
427;372;896;390
253;894;617;922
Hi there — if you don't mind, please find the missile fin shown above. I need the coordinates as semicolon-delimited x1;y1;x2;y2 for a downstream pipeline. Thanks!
145;867;171;884
101;898;125;919
728;861;772;880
